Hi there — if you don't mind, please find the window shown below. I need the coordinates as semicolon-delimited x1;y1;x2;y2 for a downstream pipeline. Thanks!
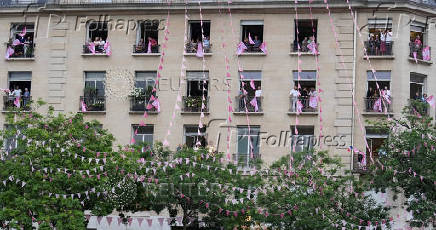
7;23;35;58
410;73;426;100
241;20;263;52
184;71;209;112
184;125;206;148
358;127;389;170
293;19;317;52
5;72;32;110
85;22;108;54
293;71;317;112
367;18;393;56
410;20;426;45
135;71;156;96
290;126;314;152
409;20;429;60
238;71;262;112
135;20;159;53
237;126;260;168
365;71;391;112
185;21;211;53
84;72;105;97
132;125;153;147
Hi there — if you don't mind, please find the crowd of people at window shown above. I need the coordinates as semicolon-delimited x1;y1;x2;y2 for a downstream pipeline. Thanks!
4;86;31;109
185;36;211;53
5;28;34;59
238;85;262;112
135;37;159;53
289;86;318;113
237;34;267;54
85;37;112;55
294;36;318;54
367;29;393;56
366;86;391;112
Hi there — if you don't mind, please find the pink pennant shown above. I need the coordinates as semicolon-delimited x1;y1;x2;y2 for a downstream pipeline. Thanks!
88;43;95;54
97;216;103;225
85;215;91;221
259;42;268;54
249;98;258;112
104;41;112;56
236;42;247;55
19;27;27;37
5;46;14;59
117;217;123;226
137;217;143;226
196;42;204;57
147;218;153;227
426;95;435;108
248;32;255;45
106;217;112;226
158;217;164;226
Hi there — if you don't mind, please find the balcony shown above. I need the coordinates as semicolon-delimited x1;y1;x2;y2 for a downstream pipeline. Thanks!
132;44;160;55
288;97;318;114
235;96;263;113
409;43;432;64
82;44;107;55
5;42;35;60
3;96;32;111
290;42;319;55
185;43;212;55
364;41;394;58
79;96;105;112
363;97;393;114
182;96;209;113
129;96;158;113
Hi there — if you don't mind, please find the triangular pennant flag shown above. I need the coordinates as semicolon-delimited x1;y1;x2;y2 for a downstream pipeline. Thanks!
106;217;112;226
147;218;153;227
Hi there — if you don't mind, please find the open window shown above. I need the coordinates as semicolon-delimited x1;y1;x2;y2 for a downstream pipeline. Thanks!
84;22;108;54
290;126;314;152
365;71;391;112
293;19;317;52
409;20;429;60
238;71;262;112
82;72;105;111
130;72;157;112
410;73;428;115
132;124;154;147
357;127;388;171
185;21;211;53
236;126;260;168
292;71;317;112
366;18;393;56
7;23;35;58
135;20;159;53
184;125;207;148
241;20;263;52
184;71;209;112
5;72;32;110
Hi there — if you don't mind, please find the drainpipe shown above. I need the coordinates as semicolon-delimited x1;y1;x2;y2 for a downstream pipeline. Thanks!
350;10;357;172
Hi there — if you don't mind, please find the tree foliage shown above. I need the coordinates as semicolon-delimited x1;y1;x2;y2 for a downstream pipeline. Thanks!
369;102;436;227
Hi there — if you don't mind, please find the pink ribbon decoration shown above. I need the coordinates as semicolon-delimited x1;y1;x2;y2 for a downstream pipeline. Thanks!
81;100;87;112
236;42;247;55
309;96;317;108
147;41;152;53
413;51;418;63
426;95;435;108
196;42;204;57
14;97;20;108
373;98;382;112
152;99;160;112
296;100;303;115
248;32;255;45
422;46;431;61
12;39;21;46
259;42;268;54
88;43;95;54
18;27;27;38
104;41;112;56
250;80;255;90
5;46;14;59
249;98;258;112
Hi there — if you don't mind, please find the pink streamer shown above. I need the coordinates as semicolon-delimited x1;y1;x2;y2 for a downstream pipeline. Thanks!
5;46;14;59
14;97;20;108
104;41;112;56
236;42;247;55
248;32;255;45
147;41;152;53
259;42;268;54
196;42;204;57
81;100;87;112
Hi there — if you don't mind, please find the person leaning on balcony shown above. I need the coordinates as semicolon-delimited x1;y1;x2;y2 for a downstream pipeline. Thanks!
413;35;422;52
301;37;308;52
300;87;309;108
253;35;261;48
374;34;381;55
290;86;300;112
239;88;247;111
136;38;145;52
203;36;210;52
255;86;262;109
380;31;387;55
23;88;30;107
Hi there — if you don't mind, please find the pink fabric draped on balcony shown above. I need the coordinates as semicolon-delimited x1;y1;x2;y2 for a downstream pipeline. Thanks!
18;27;27;38
307;41;318;55
422;46;431;61
249;98;258;112
250;80;255;90
373;98;382;112
14;97;20;108
196;42;204;57
152;98;160;112
88;43;95;54
5;46;14;59
296;100;303;115
147;41;152;53
12;39;21;46
309;96;317;108
237;42;247;55
104;41;112;56
259;42;268;54
81;100;87;112
427;95;435;108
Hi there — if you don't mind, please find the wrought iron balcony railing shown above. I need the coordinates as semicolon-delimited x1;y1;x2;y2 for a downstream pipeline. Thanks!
79;96;106;112
129;95;158;112
409;43;432;62
364;97;393;113
289;97;317;113
3;96;32;111
291;42;319;53
364;41;394;56
235;96;262;112
133;44;160;54
5;42;35;59
185;43;212;54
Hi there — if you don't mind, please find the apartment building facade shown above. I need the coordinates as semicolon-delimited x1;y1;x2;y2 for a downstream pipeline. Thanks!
1;0;435;173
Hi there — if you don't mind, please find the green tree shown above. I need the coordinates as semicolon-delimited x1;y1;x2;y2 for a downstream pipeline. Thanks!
369;102;436;227
254;151;390;229
0;107;133;229
129;145;263;230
